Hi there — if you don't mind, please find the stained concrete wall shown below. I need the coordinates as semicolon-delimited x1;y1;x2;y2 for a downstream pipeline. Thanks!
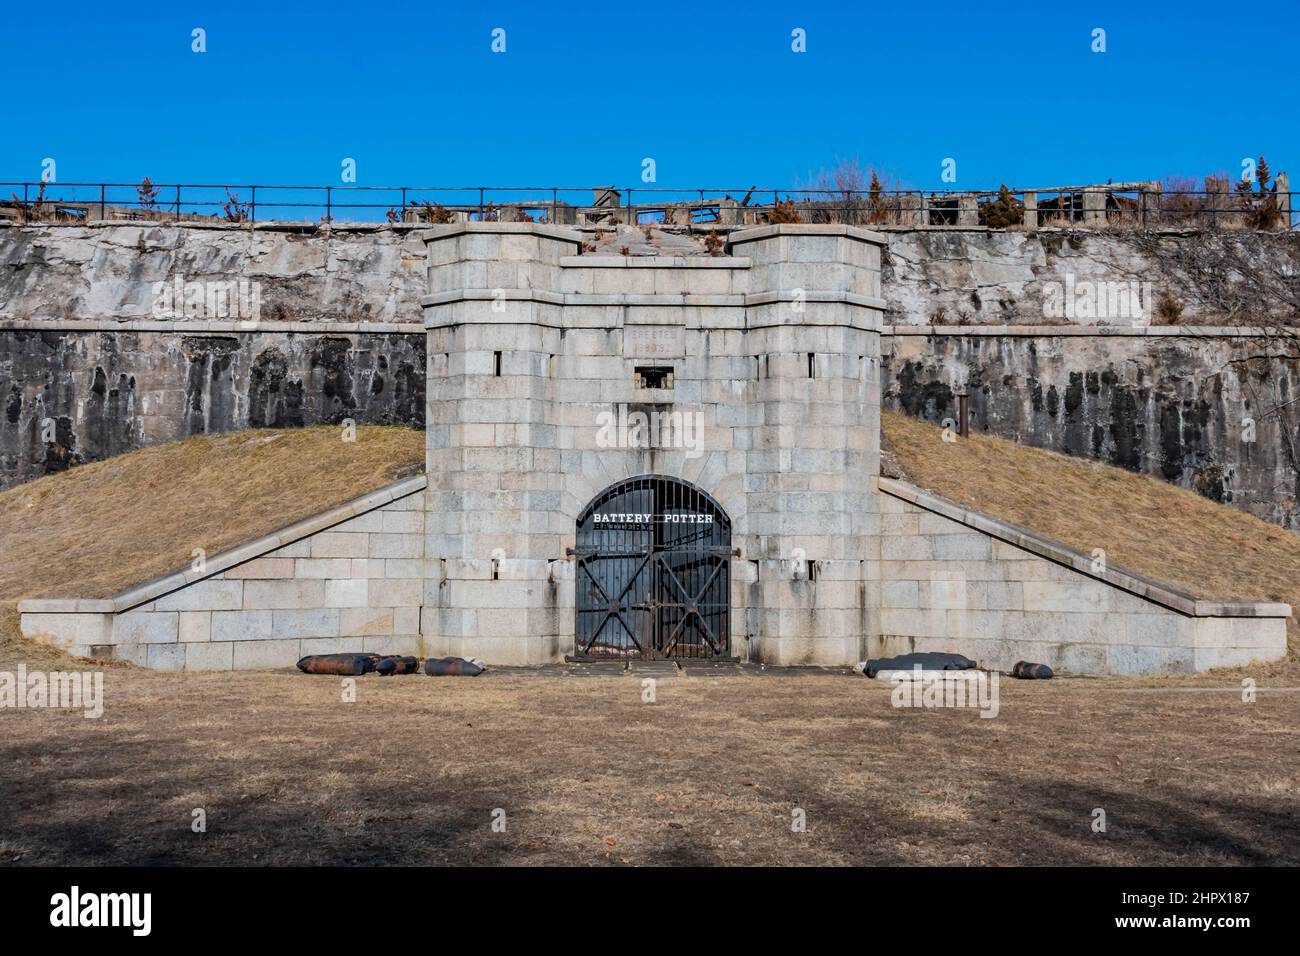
883;328;1300;530
6;222;1293;330
0;326;425;487
0;221;430;489
0;222;427;324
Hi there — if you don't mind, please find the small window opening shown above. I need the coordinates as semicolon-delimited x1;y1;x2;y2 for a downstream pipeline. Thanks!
635;366;674;389
494;351;502;376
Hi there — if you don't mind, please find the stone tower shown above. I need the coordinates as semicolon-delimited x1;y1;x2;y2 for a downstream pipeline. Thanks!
421;222;887;665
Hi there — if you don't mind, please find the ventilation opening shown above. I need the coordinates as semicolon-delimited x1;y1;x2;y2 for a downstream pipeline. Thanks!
807;353;816;378
494;351;502;376
635;366;674;389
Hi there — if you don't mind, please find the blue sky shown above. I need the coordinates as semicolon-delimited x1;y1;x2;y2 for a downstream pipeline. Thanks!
3;0;1296;206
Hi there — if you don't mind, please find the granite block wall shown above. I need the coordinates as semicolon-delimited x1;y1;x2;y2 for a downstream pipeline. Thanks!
20;478;428;670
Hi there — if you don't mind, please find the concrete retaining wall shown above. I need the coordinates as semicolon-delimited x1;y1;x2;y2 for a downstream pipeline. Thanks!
0;325;425;488
874;477;1288;674
0;221;431;488
19;476;428;670
881;227;1300;326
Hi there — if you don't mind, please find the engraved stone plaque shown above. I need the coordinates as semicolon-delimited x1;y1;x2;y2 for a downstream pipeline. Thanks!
623;325;686;359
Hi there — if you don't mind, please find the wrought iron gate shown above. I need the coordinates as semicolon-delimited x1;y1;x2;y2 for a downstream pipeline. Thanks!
571;475;733;660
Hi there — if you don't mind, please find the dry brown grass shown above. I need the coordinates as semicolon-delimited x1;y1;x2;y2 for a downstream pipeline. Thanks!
882;410;1300;665
1;420;1297;867
0;427;423;604
1;667;1296;866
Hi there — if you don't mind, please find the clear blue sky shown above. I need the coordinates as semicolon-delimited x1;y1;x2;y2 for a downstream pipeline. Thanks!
3;0;1296;198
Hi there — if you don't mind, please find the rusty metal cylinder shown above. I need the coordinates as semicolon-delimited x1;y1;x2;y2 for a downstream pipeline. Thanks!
296;653;379;676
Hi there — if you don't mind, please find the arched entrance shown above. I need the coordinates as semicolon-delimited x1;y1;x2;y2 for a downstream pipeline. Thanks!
572;475;733;660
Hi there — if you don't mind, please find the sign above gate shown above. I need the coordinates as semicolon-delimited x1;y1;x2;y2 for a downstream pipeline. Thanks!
593;512;714;524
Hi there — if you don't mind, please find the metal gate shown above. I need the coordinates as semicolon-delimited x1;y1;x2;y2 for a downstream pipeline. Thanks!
571;475;733;660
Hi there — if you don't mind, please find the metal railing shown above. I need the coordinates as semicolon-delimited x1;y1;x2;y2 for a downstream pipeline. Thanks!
1;181;1294;230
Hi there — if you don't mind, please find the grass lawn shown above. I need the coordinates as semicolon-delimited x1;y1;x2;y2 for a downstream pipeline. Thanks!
2;660;1296;866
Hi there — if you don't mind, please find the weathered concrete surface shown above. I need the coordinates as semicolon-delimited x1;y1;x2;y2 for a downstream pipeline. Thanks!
882;228;1300;325
883;330;1300;530
0;329;425;487
4;222;1295;327
0;223;428;324
0;223;430;487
